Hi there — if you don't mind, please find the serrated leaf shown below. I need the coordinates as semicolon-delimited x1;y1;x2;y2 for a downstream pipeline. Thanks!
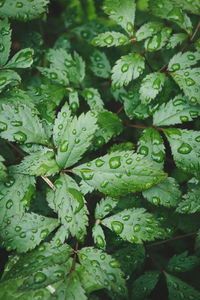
108;142;134;153
176;188;200;214
166;33;187;49
165;272;200;300
153;95;200;126
73;151;167;197
92;31;130;47
72;21;109;42
11;151;59;176
0;88;36;110
103;0;136;36
144;27;172;52
143;177;181;207
139;72;166;104
131;271;160;300
111;54;145;88
95;196;119;219
167;251;200;273
0;155;7;181
0;104;50;146
164;128;200;176
4;48;34;69
92;223;106;249
136;21;163;41
0;18;11;67
0;0;49;21
51;225;69;247
0;213;59;253
102;208;164;243
171;0;200;15
170;68;200;104
79;247;127;296
0;69;21;92
137;128;165;168
55;110;97;168
90;49;111;78
82;88;104;111
168;52;200;71
0;173;35;223
47;173;89;241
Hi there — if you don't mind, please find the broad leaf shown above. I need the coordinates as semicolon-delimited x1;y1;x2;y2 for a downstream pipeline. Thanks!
168;52;200;71
153;95;200;126
102;208;164;243
167;251;200;273
0;213;59;253
95;196;119;219
0;155;7;181
92;31;130;47
171;0;200;15
166;33;187;49
0;104;50;146
136;21;163;41
144;27;172;52
143;177;181;207
111;54;145;88
0;88;36;110
92;223;106;249
0;70;21;92
90;49;111;78
0;18;11;67
73;151;167;197
176;188;200;214
4;48;34;69
82;88;104;111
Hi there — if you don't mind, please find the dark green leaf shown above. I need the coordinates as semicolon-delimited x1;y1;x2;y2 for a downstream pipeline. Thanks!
176;187;200;214
144;27;172;52
95;196;119;219
168;52;200;71
4;48;34;69
136;21;163;41
167;251;200;273
0;70;21;92
92;31;130;47
0;18;11;67
166;33;187;49
82;88;104;111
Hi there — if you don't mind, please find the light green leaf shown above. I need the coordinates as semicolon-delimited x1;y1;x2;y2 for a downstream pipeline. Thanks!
0;104;50;146
168;52;200;71
166;33;187;49
0;88;36;110
111;54;145;88
171;0;200;15
11;151;59;176
176;188;200;214
0;69;21;92
0;173;35;223
143;177;181;207
4;48;34;69
55;111;97;168
103;0;136;36
164;128;200;176
139;72;166;104
92;31;130;47
153;95;200;126
0;155;7;181
47;173;89;241
137;128;165;168
90;49;111;78
82;88;104;111
170;68;200;104
37;66;69;86
167;251;200;273
92;223;106;249
165;272;200;300
0;18;11;67
79;247;127;296
136;21;163;41
0;0;49;21
95;196;119;219
73;151;167;197
0;213;59;253
51;225;69;247
131;271;160;300
144;27;172;52
102;208;164;243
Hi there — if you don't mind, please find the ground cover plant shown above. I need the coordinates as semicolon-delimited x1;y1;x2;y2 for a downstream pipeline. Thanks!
0;0;200;299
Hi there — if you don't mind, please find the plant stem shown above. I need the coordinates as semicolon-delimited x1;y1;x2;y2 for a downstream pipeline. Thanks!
70;241;79;274
124;123;165;132
41;175;56;191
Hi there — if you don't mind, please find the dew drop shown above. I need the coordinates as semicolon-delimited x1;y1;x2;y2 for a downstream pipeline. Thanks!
96;235;105;248
126;22;133;33
100;254;106;260
126;158;133;165
97;63;104;69
0;77;6;86
177;143;192;154
138;145;149;156
64;59;74;67
13;131;27;142
34;272;47;284
181;204;190;212
167;7;183;23
195;136;200;142
69;188;84;214
109;156;121;169
152;78;161;90
134;224;141;232
187;54;195;60
171;63;180;71
15;226;21;232
95;159;105;167
101;180;109;188
20;232;26;238
40;229;49;239
180;116;189;122
50;72;57;79
146;226;154;233
152;196;160;206
121;64;129;73
11;121;22;127
185;78;195;86
104;35;114;45
6;199;13;209
118;37;127;45
58;124;63;130
173;98;186;106
109;260;119;268
60;140;68;152
94;136;105;147
65;215;72;223
0;121;7;132
111;221;124;234
16;2;23;8
81;169;94;180
152;151;164;163
0;43;4;52
122;215;130;221
72;129;77;135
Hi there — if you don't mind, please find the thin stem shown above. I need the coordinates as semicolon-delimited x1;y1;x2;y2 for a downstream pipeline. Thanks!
70;241;79;274
41;175;56;191
124;123;165;132
6;141;26;157
130;37;154;72
116;105;124;115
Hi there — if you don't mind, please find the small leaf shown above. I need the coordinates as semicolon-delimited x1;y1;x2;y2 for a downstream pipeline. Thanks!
37;66;69;86
90;49;111;78
69;90;79;113
0;18;11;67
171;0;200;16
0;88;36;110
82;88;104;111
0;69;21;92
167;251;200;273
166;33;187;49
92;223;106;249
111;54;145;88
4;48;34;69
168;51;200;71
136;21;163;41
95;196;119;219
176;188;200;214
92;31;130;47
144;27;172;52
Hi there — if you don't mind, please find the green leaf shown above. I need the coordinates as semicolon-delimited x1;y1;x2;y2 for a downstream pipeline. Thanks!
4;48;34;69
168;52;200;71
92;31;130;47
166;33;187;49
171;0;200;15
165;272;200;300
82;88;104;111
0;155;7;181
131;271;160;300
72;21;109;42
0;88;36;110
111;54;145;88
103;0;136;36
0;18;11;67
143;177;181;207
46;173;89;240
137;128;165;168
0;0;50;21
73;151;167;197
153;95;200;126
92;223;106;249
167;251;200;273
0;213;59;253
11;151;59;176
144;27;172;52
102;208;164;243
139;72;166;104
0;69;21;92
55;110;97;168
95;196;119;219
37;66;69;86
90;49;111;79
135;21;163;41
0;173;35;223
78;247;127;296
176;187;200;214
164;128;200;176
170;68;200;104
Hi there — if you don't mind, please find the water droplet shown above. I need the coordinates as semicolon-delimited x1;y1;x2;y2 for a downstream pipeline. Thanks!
15;226;21;232
95;159;105;167
96;235;105;248
81;169;94;180
0;77;6;86
13;131;27;142
177;143;192;154
118;37;127;45
54;270;64;278
20;232;26;238
97;63;104;69
11;121;22;127
126;22;133;33
111;221;124;234
152;78;161;90
16;2;23;8
125;158;132;165
4;177;15;187
40;229;49;239
134;224;141;232
6;199;13;209
195;136;200;142
180;116;189;122
186;78;195;86
75;138;80;144
69;188;84;214
34;272;47;284
94;136;105;147
181;204;190;212
190;97;197;103
58;124;63;130
64;59;74;67
167;7;183;23
0;43;4;52
121;64;129;73
146;226;154;233
101;180;109;188
0;121;7;131
104;35;114;45
152;196;160;205
138;145;149;156
187;54;195;60
171;63;180;71
72;129;77;135
60;140;68;152
147;33;161;51
65;215;72;223
130;236;138;242
50;72;57;79
104;204;112;212
173;98;186;106
100;254;106;260
109;260;119;268
122;215;130;221
109;156;121;169
189;111;198;117
152;150;164;163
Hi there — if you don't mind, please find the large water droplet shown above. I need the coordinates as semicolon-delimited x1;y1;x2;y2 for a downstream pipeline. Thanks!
138;145;149;156
50;72;57;80
60;140;68;152
145;226;154;233
95;159;105;167
0;121;7;131
177;143;192;154
34;272;47;284
96;235;105;248
13;131;27;142
15;226;22;232
109;156;121;169
152;78;161;90
64;59;74;67
152;151;164;163
122;215;130;221
181;204;190;212
173;98;186;106
195;136;200;142
186;78;195;86
187;54;195;60
65;215;72;223
147;33;161;51
134;224;141;232
111;221;124;234
40;229;49;239
6;199;13;209
180;116;189;122
104;35;114;45
20;232;26;238
118;36;127;45
171;63;180;71
121;64;129;73
109;260;119;268
11;121;22;127
126;22;133;33
81;169;94;180
152;196;160;206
